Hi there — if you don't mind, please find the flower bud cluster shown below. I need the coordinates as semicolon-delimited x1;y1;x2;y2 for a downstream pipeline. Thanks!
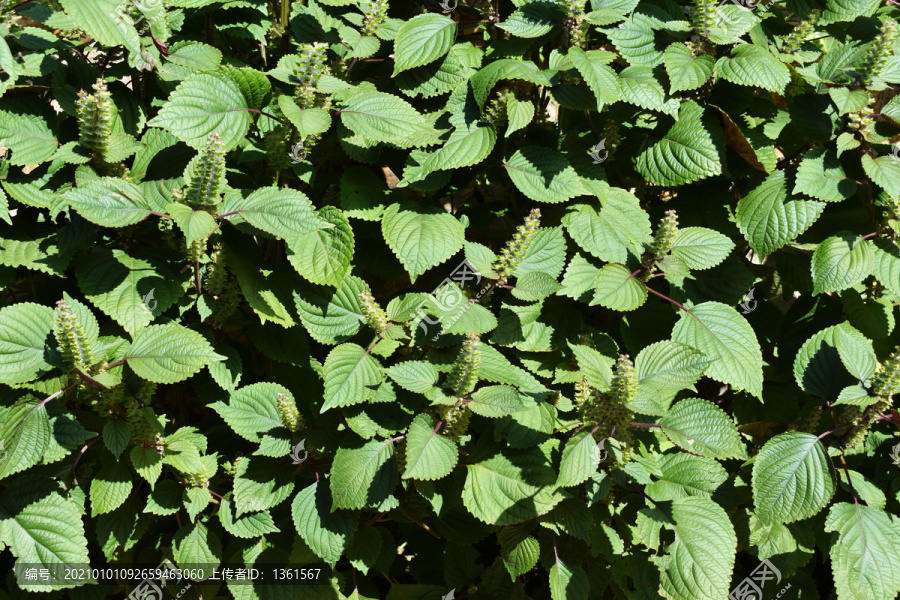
689;0;717;43
184;132;226;208
265;129;293;171
54;299;95;373
184;471;209;488
579;355;637;464
574;377;591;408
361;0;388;37
277;391;304;432
76;79;113;158
205;242;228;296
447;333;481;397
482;91;510;126
848;95;876;135
564;0;587;49
360;290;390;338
294;43;330;108
873;347;900;398
781;10;820;54
492;209;541;284
862;20;897;85
648;210;679;258
435;400;472;442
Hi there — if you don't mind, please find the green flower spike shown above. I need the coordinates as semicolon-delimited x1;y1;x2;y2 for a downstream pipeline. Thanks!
493;208;541;284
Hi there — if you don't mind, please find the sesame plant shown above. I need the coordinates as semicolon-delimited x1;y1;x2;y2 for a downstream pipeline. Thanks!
2;0;900;599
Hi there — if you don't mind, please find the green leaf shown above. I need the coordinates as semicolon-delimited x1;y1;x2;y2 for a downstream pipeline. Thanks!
659;398;745;459
715;44;791;93
0;303;54;385
148;70;251;150
671;302;763;398
220;493;279;539
421;124;497;172
861;154;900;198
292;481;359;565
233;456;293;516
550;555;589;600
633;340;712;415
226;234;296;328
568;342;614;391
794;147;857;202
173;521;221;567
736;171;825;258
664;42;714;93
60;0;133;47
126;323;225;384
90;460;133;517
330;438;398;510
385;361;439;394
210;382;289;447
382;200;464;282
403;413;458;480
811;235;873;294
322;343;383;412
645;453;728;501
872;240;900;298
833;321;876;384
462;448;565;525
618;65;679;115
223;187;329;240
635;102;724;186
562;188;652;264
0;486;90;591
340;91;431;145
131;446;162;488
293;275;366;345
794;324;861;401
0;399;51;479
392;14;456;74
498;4;561;38
670;227;734;270
0;103;58;166
652;496;737;600
103;420;130;460
144;480;181;515
468;385;529;418
557;430;604;487
286;206;354;287
503;147;585;204
166;202;217;243
511;271;562;302
559;253;602;300
752;432;836;524
602;14;664;67
591;263;647;311
76;249;186;336
278;96;332;139
505;95;535;136
825;503;900;600
568;47;621;110
499;529;540;580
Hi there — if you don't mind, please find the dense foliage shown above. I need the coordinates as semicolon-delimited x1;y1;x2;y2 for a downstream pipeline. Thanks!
1;0;900;598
